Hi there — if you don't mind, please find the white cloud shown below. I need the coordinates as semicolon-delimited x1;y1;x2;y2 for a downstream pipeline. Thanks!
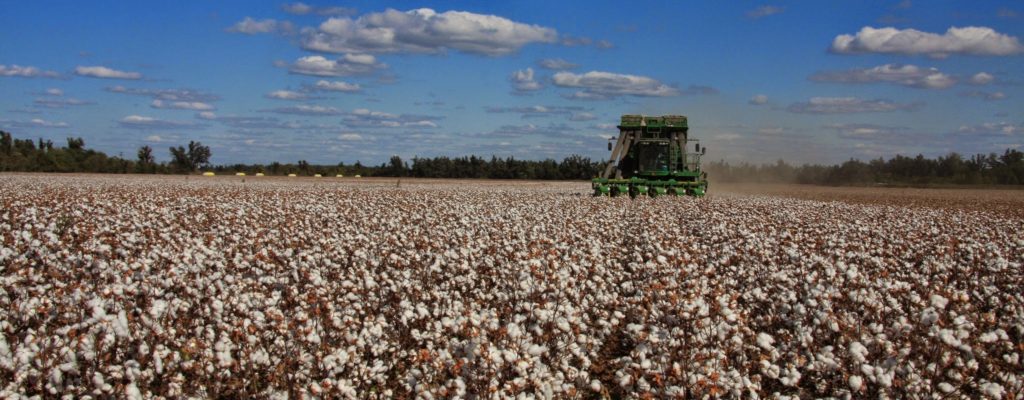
44;88;64;96
747;5;784;19
826;123;912;142
282;2;355;16
957;122;1021;136
959;90;1007;101
312;80;361;92
145;135;163;142
338;133;363;141
119;115;198;129
151;99;215;111
288;55;386;77
830;26;1024;57
787;97;921;114
29;118;69;128
33;98;94;108
570;112;597;121
301;8;557;56
749;94;769;105
485;105;585;118
105;86;220;102
265;104;344;116
265;90;310;100
343;108;442;128
968;72;994;85
538;58;578;70
197;111;217;120
552;71;679;98
0;64;60;78
226;17;293;34
809;64;956;89
509;68;542;92
75;66;142;80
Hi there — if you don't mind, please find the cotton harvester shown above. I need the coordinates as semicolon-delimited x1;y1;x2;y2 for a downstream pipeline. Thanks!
592;114;708;197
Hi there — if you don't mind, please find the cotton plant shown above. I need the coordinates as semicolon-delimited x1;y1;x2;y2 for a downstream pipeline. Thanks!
0;175;1021;398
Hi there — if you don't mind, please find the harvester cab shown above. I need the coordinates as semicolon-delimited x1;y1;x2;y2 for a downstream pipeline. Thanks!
593;114;709;197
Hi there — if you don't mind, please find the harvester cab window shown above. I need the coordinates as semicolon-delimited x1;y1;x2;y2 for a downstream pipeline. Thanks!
638;143;669;172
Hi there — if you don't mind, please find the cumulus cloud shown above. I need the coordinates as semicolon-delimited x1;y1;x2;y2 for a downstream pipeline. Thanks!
282;2;355;16
749;94;769;105
264;90;310;100
786;97;921;114
830;26;1024;57
552;71;680;99
105;86;221;102
287;55;386;77
118;115;199;129
151;99;216;111
538;58;578;70
310;80;361;93
968;72;994;85
226;17;294;34
485;105;585;118
264;104;345;116
0;64;61;78
809;64;956;89
75;66;142;80
747;5;784;19
509;68;542;93
301;8;557;56
959;90;1007;101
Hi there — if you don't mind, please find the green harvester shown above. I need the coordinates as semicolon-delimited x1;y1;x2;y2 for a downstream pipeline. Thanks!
593;114;709;197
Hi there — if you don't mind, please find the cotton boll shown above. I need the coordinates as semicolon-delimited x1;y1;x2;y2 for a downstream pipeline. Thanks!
849;375;863;391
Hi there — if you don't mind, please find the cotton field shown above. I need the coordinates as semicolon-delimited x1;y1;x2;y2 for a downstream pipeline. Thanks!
1;174;1021;399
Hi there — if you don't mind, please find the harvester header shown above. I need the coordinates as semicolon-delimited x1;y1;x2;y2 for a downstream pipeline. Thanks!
593;114;708;197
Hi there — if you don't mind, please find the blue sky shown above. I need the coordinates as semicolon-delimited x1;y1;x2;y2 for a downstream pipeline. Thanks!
2;1;1022;165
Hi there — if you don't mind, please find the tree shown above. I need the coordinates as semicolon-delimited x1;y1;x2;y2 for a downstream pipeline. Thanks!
188;141;211;170
136;146;155;173
169;141;211;173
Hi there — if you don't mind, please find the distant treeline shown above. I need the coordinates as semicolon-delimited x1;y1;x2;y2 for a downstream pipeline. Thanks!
2;130;1023;185
705;150;1024;186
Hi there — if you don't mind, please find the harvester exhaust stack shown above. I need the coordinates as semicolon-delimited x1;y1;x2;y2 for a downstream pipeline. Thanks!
593;114;709;197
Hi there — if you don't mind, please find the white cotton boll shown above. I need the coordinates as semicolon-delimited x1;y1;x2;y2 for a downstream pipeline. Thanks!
979;331;998;343
930;294;949;310
849;341;868;363
214;335;234;367
590;379;602;392
114;310;130;338
507;323;522;339
938;382;955;393
980;382;1004;398
125;383;142;400
527;344;548;357
849;375;863;391
555;317;571;333
939;329;961;347
756;333;774;350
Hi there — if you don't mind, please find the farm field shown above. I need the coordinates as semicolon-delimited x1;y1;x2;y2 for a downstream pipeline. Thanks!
1;174;1021;398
